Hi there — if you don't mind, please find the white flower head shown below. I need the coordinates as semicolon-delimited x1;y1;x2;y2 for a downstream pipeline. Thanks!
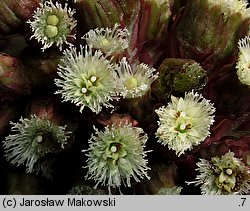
27;0;77;51
155;91;215;156
117;57;159;99
82;23;130;56
236;36;250;86
84;123;150;190
55;45;119;114
190;151;250;195
207;0;250;20
3;115;69;174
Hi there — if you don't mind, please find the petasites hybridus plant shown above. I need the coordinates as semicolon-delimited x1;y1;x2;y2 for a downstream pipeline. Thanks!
190;151;250;195
155;91;215;156
3;115;70;174
84;122;150;191
55;45;118;114
27;0;76;51
236;36;250;86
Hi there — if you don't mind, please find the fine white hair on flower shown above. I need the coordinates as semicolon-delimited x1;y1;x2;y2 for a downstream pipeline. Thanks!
27;0;77;51
83;123;150;190
55;45;119;114
236;36;250;86
82;23;130;56
155;91;215;157
188;151;250;195
207;0;250;20
3;115;69;174
116;57;159;99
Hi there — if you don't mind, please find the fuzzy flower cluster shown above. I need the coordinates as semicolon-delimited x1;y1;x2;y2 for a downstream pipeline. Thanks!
3;115;69;174
190;151;250;195
117;57;158;99
55;45;118;113
155;91;215;156
84;123;150;190
82;23;130;57
27;0;76;51
55;24;158;114
236;36;250;86
207;0;250;20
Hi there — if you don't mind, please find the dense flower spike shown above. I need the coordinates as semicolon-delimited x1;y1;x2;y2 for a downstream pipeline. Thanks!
207;0;250;20
155;91;215;156
190;151;250;194
236;36;250;86
27;0;76;51
116;57;158;99
55;45;118;113
3;115;69;174
84;123;150;190
82;24;130;57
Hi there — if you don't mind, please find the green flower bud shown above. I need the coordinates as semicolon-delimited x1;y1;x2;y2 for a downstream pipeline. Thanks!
152;58;207;104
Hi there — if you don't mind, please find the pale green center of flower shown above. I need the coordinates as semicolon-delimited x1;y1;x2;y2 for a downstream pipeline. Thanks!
45;25;58;38
90;75;97;83
47;15;60;26
36;135;43;143
180;124;186;131
110;145;117;153
81;87;88;94
124;77;138;90
215;167;236;193
100;38;110;47
176;123;192;133
45;15;60;38
226;168;233;175
32;135;43;147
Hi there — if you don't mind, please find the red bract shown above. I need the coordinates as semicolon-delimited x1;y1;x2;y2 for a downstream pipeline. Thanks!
0;52;31;103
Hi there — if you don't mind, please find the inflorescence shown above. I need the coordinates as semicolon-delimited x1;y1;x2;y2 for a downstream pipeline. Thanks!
3;114;69;174
190;151;250;195
84;123;150;191
55;45;119;114
155;91;215;156
27;0;77;51
82;23;130;57
117;57;159;99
